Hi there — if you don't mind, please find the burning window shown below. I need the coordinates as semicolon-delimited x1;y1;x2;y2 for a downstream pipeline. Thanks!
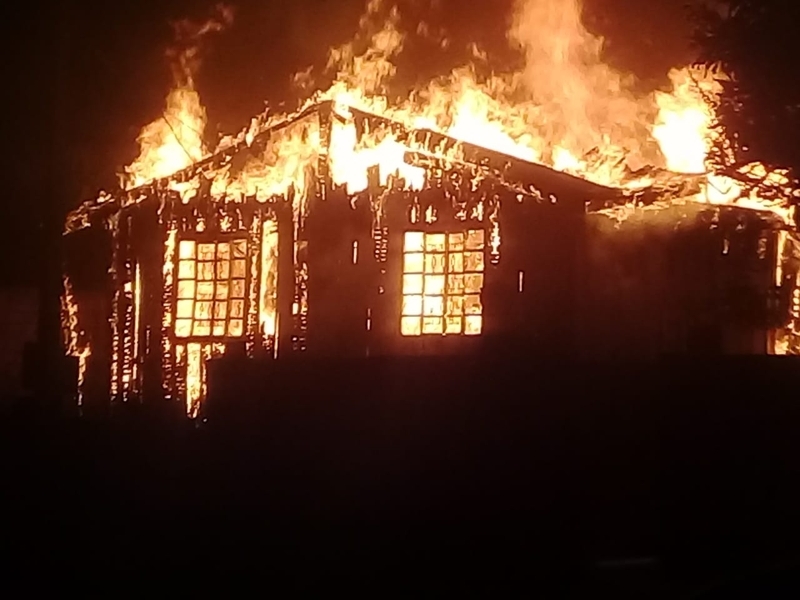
174;239;248;339
401;229;485;336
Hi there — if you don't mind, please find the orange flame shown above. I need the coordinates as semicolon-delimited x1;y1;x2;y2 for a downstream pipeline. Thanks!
113;0;797;226
123;5;233;194
95;0;800;407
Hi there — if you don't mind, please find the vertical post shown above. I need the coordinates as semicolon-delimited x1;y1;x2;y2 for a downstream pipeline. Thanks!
109;214;121;400
161;215;178;401
245;208;263;357
275;200;295;358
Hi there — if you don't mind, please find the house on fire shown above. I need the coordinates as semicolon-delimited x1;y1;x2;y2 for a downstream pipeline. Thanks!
62;100;800;416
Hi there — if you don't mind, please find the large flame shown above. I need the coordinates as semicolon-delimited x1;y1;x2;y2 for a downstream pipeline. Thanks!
123;4;233;192
81;0;800;412
118;0;796;225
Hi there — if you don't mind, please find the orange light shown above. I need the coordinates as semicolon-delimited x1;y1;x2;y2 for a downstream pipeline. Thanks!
401;229;485;336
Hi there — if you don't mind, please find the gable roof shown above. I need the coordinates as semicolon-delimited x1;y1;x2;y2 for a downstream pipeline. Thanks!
64;101;675;234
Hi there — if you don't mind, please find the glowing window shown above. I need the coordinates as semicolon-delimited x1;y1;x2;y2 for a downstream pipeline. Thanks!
174;239;248;339
401;230;485;336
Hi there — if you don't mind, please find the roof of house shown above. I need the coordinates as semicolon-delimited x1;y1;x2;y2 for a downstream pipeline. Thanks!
64;101;688;234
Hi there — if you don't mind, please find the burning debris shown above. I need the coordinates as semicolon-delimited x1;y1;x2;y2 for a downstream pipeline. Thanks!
62;0;800;416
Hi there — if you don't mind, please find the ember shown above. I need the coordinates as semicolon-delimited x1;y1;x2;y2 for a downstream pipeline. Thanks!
61;0;800;416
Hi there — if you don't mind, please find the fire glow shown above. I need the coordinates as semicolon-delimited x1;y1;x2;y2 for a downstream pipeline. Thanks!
62;0;800;415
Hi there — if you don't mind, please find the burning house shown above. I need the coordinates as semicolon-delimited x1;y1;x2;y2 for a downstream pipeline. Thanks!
63;101;616;414
61;1;800;417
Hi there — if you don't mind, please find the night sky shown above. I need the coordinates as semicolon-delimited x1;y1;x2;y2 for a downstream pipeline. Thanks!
2;0;699;287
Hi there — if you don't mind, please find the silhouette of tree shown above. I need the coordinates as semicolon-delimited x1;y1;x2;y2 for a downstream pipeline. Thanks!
693;0;800;191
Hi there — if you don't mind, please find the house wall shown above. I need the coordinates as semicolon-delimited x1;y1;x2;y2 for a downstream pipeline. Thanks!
581;205;780;359
304;187;373;357
63;225;112;412
300;179;587;359
489;195;586;357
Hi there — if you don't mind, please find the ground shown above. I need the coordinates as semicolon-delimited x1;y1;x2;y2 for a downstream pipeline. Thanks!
3;357;800;594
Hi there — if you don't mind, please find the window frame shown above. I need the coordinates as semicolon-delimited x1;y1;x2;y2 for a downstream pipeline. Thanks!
400;228;486;337
171;233;252;343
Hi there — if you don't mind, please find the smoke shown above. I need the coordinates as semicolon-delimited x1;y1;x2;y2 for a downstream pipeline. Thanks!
325;0;405;96
167;3;235;88
508;0;657;168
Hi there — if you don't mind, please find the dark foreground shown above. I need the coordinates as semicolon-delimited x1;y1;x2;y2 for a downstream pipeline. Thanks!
4;356;800;596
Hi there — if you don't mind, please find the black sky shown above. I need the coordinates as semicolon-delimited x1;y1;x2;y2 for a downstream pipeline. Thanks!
2;0;699;286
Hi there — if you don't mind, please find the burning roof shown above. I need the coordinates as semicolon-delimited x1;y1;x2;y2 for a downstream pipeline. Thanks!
65;100;631;232
65;0;798;238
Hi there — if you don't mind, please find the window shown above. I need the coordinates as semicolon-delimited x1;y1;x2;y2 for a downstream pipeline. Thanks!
174;239;248;339
401;229;485;336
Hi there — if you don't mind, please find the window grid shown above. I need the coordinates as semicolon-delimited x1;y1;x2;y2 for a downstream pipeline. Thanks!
401;229;485;336
174;239;248;339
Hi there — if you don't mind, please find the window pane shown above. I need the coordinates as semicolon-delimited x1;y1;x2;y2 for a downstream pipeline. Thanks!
424;253;445;274
178;260;196;280
230;299;245;319
232;240;247;258
422;317;443;334
445;316;463;334
197;282;214;300
177;280;195;299
232;259;247;278
424;275;445;295
466;229;485;250
402;294;423;316
448;252;464;273
228;320;244;337
198;243;216;261
194;301;212;320
175;319;192;338
403;274;423;295
465;295;482;315
425;233;446;252
399;229;486;337
179;240;196;259
464;252;484;272
464;273;484;294
447;275;465;295
404;231;424;252
216;243;231;261
213;302;227;319
446;295;464;316
423;295;444;317
176;299;194;319
213;321;226;337
216;260;230;280
401;316;421;336
193;320;211;337
198;262;214;281
404;252;424;273
215;282;229;300
465;315;483;335
231;279;246;298
448;232;465;251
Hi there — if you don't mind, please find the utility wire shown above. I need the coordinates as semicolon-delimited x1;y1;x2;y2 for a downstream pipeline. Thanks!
162;114;198;163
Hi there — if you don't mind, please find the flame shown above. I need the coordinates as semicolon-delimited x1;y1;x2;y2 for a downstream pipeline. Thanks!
124;87;207;191
108;0;797;227
106;0;774;221
653;68;721;174
72;0;800;408
122;5;233;194
61;276;91;405
259;219;279;339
